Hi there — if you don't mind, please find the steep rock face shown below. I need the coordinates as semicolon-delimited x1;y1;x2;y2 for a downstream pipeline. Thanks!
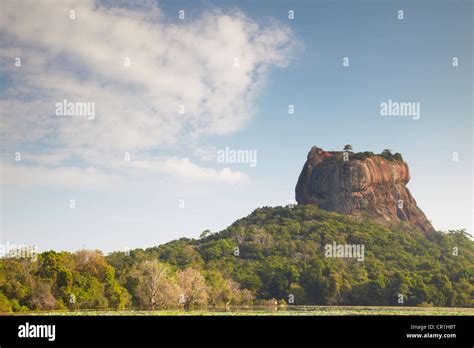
295;146;434;235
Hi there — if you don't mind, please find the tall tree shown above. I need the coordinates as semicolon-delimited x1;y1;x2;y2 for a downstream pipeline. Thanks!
130;260;178;310
177;268;208;310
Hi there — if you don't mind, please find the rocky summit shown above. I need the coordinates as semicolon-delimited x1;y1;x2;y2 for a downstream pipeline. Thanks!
295;146;435;235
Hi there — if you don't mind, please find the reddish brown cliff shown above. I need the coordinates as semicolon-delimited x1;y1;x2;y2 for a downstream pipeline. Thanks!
295;147;434;235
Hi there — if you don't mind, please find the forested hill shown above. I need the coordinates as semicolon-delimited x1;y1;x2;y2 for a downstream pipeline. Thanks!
147;205;473;306
1;205;473;312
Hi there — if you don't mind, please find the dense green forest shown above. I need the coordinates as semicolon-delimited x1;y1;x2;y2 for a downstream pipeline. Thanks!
1;205;473;312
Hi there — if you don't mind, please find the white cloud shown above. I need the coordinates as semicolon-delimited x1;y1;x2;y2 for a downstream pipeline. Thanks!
1;163;122;190
128;157;249;184
0;0;297;187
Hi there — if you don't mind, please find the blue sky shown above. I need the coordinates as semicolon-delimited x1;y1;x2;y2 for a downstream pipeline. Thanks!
1;0;472;253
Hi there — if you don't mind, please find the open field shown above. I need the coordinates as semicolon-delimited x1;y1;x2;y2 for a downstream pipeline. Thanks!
9;306;474;316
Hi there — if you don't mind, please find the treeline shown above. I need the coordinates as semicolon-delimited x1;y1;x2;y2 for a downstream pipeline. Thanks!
1;205;473;312
0;250;252;313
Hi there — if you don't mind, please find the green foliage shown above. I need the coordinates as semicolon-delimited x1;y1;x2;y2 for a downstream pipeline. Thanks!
0;206;472;312
154;241;204;269
394;152;403;161
164;205;472;307
381;149;394;161
350;150;403;162
0;291;13;313
351;151;374;160
343;144;353;151
0;250;129;312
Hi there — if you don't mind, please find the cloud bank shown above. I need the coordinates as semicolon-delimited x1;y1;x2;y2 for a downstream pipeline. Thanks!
0;0;297;188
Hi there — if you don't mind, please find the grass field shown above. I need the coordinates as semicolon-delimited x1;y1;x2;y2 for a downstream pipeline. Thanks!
11;306;474;316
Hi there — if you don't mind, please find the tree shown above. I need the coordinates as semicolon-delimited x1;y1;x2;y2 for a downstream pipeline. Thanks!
131;260;177;310
153;276;180;309
199;230;212;239
73;250;129;309
0;292;13;313
206;271;254;307
177;268;208;309
157;243;204;269
200;239;235;261
74;250;110;281
394;153;403;161
381;149;394;161
343;144;353;152
0;258;34;309
26;281;56;310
